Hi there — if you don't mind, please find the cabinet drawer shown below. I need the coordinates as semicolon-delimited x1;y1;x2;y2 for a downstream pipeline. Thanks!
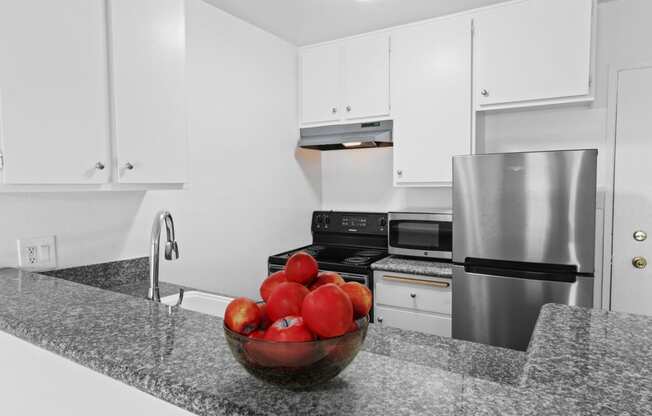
375;306;451;337
375;273;451;315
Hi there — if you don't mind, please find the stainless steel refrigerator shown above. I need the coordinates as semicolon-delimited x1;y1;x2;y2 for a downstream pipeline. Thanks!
452;149;597;351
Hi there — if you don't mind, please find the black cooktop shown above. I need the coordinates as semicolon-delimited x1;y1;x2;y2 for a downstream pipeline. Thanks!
271;244;388;268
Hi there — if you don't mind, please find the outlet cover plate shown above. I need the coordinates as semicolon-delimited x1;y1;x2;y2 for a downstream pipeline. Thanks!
17;236;57;271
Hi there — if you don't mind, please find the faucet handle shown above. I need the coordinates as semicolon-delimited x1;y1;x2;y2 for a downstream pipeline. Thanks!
165;241;179;260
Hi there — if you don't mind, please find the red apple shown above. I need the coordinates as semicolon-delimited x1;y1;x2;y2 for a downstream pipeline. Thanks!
264;316;315;342
248;329;267;340
266;282;309;322
249;316;319;367
260;271;288;302
285;252;318;286
302;283;353;338
224;297;262;335
257;303;271;329
340;282;373;318
309;271;345;290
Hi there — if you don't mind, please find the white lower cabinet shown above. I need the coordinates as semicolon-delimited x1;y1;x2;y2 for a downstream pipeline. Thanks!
374;271;452;337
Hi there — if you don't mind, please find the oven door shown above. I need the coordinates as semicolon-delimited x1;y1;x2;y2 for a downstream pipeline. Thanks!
388;213;452;259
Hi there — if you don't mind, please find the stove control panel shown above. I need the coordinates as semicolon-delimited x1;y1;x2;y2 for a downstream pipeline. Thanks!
312;211;388;235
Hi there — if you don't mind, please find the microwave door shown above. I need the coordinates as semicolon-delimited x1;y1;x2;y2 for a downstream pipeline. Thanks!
389;216;452;259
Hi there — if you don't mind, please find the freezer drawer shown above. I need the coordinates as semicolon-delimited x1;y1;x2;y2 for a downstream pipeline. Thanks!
451;265;593;350
452;150;597;273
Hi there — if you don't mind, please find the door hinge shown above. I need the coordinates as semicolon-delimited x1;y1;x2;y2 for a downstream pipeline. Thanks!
0;153;4;170
589;74;593;88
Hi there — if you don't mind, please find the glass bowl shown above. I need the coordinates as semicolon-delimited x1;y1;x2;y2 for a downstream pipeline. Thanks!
223;317;369;389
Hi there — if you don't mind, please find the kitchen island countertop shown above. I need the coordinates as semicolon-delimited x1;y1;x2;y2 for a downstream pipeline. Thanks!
0;268;650;415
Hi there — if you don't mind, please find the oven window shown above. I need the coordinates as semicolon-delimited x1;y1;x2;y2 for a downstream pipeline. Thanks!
389;220;452;251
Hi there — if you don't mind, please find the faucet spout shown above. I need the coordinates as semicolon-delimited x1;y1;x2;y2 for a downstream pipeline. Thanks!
149;211;180;302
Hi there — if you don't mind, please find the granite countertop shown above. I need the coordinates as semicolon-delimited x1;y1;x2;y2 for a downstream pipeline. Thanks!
371;255;452;278
0;268;651;415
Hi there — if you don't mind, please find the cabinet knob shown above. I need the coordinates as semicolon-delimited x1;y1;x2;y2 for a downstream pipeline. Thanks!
480;89;489;97
377;317;383;324
397;169;403;176
95;162;105;170
331;107;337;114
346;105;352;112
124;162;134;170
410;293;416;298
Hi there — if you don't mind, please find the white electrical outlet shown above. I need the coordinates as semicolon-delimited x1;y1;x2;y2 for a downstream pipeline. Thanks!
17;236;57;271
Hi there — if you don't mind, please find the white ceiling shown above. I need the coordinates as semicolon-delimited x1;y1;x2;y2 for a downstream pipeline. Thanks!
203;0;508;46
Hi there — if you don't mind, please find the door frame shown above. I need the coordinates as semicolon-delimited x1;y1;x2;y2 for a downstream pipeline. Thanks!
602;62;652;311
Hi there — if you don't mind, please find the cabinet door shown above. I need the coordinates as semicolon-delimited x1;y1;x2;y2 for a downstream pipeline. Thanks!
392;16;472;186
109;0;187;184
342;33;390;120
0;0;110;184
300;44;341;124
475;0;593;108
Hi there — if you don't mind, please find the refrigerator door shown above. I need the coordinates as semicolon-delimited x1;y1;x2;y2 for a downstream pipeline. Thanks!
451;265;593;350
453;150;597;273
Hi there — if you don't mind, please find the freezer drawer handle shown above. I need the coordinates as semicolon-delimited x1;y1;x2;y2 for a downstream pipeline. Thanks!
383;275;450;288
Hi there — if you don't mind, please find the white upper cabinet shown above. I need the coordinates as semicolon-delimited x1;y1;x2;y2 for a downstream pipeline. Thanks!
341;34;391;121
300;44;341;124
392;16;472;186
474;0;594;110
300;33;390;126
109;0;187;184
0;0;110;184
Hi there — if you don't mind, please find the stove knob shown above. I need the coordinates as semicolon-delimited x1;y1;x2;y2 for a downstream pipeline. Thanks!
324;216;330;225
316;215;323;224
378;218;387;227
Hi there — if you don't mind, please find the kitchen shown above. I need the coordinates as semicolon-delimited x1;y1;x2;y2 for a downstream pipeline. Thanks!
1;0;651;414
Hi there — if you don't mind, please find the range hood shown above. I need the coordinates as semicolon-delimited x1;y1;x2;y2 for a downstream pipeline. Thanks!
298;120;393;151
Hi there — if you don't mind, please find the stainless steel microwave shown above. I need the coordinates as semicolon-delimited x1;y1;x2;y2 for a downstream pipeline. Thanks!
388;209;453;259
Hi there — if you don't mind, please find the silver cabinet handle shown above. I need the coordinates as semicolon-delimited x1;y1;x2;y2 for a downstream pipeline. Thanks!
331;107;337;114
410;293;416;298
480;89;489;97
124;162;134;170
346;105;352;112
95;162;105;170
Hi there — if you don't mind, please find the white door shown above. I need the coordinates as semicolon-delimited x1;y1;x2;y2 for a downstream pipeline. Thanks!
300;44;341;125
611;66;652;316
342;33;390;121
391;16;472;186
109;0;187;184
0;0;110;184
475;0;593;108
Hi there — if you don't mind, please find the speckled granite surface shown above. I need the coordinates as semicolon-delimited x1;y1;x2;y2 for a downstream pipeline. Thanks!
42;257;186;299
1;268;650;415
43;257;149;289
371;255;452;278
522;304;652;415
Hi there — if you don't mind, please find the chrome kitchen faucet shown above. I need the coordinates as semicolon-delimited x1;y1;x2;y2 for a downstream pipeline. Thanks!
148;210;180;302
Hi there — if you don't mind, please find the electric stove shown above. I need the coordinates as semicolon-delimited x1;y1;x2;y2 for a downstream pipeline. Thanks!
268;211;389;321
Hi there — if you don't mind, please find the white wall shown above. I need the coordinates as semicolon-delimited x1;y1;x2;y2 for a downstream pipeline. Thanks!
131;0;321;299
0;0;321;300
320;0;652;209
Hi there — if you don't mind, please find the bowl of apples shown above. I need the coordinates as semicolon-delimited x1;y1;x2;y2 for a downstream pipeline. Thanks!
223;252;372;389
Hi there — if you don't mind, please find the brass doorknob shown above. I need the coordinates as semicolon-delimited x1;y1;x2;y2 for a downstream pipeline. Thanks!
632;256;647;269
